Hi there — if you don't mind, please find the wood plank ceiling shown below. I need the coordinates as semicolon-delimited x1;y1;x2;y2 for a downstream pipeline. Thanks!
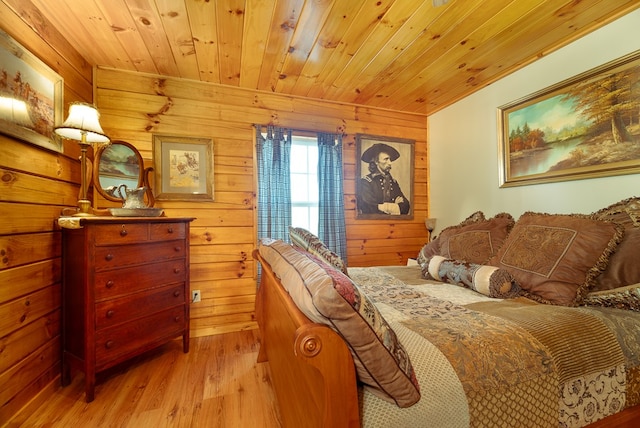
20;0;640;115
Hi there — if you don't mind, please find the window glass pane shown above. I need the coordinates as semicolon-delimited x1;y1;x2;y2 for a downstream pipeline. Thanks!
308;146;318;174
308;173;319;202
290;145;307;173
291;206;310;230
309;209;319;235
290;134;319;236
291;174;309;202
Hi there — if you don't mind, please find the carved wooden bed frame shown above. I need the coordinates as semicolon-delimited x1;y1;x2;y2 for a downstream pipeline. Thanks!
254;250;359;427
254;250;640;428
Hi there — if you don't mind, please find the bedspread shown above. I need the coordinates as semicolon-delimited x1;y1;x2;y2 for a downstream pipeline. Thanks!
348;266;640;428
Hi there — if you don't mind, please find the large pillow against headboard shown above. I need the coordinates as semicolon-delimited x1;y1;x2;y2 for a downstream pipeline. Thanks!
417;211;514;266
258;238;420;408
417;211;485;265
590;196;640;291
487;212;624;306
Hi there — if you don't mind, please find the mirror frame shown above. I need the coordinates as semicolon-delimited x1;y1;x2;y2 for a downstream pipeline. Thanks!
93;140;146;203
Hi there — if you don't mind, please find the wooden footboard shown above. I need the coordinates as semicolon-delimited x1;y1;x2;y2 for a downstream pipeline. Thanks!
254;250;360;428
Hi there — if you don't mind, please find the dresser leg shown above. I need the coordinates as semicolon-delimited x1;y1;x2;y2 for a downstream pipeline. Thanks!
183;332;189;353
85;371;95;403
61;358;71;387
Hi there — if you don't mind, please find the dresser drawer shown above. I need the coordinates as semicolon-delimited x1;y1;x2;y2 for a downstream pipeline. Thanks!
150;222;186;241
94;259;186;300
93;223;149;245
95;306;186;370
94;240;187;271
96;284;185;329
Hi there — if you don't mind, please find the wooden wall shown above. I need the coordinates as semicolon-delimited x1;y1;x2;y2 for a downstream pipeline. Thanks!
0;0;427;423
0;0;93;424
93;67;429;339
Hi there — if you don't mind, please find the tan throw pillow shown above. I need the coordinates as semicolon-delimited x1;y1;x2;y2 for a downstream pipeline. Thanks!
591;197;640;291
258;239;420;407
487;212;624;306
437;212;515;264
289;226;348;276
424;255;521;298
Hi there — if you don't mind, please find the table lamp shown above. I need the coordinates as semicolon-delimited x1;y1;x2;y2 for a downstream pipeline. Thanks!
425;218;437;241
55;102;110;216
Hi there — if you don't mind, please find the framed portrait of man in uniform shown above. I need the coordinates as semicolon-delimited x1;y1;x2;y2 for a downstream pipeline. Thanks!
355;134;414;220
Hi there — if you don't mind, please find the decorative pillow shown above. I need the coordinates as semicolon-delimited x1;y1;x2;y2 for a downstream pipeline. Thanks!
436;212;515;264
423;255;521;298
590;197;640;291
258;239;420;407
487;212;624;306
416;240;439;266
582;283;640;311
289;226;348;276
416;211;486;266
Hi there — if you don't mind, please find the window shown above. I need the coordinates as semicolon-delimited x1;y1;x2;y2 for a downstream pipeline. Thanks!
290;135;319;235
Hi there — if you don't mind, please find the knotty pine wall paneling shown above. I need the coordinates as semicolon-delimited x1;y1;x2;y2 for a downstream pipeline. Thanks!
0;0;93;424
94;67;429;339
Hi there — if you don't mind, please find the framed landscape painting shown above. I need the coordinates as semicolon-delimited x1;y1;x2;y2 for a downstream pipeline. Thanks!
0;30;64;152
498;50;640;187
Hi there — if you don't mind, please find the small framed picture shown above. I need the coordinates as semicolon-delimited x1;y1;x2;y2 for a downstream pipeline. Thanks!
153;134;214;201
355;134;414;220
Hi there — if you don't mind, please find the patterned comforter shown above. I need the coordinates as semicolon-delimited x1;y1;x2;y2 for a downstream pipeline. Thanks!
348;266;640;428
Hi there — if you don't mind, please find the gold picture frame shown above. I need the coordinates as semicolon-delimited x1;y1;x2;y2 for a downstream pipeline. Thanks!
153;134;214;201
498;50;640;187
0;30;63;152
355;133;414;220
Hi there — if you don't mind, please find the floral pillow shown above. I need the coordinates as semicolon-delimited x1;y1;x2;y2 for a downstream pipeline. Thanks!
289;226;348;276
258;239;420;407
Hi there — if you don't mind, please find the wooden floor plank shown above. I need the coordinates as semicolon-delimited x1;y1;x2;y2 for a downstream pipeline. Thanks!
19;330;282;428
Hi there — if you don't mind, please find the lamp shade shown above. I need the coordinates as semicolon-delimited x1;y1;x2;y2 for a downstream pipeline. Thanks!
55;102;110;144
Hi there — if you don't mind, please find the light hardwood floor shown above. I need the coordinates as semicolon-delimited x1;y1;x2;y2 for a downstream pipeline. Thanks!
13;328;640;428
18;330;282;427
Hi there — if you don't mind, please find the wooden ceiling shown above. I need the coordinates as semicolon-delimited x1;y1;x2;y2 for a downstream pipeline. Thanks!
18;0;640;115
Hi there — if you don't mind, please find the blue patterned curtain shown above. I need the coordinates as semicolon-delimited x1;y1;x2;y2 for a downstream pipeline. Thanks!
317;132;348;264
255;125;292;242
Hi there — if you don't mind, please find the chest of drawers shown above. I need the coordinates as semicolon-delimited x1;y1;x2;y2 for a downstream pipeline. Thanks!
60;217;194;402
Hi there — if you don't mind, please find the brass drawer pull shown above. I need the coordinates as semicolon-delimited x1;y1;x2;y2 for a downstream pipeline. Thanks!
105;340;114;349
106;310;114;318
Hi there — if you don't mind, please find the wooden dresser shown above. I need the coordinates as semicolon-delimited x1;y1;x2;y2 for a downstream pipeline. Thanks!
60;216;194;402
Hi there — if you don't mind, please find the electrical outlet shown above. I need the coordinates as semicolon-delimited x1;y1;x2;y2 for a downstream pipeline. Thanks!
191;290;201;303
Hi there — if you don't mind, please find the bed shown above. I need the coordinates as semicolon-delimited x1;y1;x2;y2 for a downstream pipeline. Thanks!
254;199;640;428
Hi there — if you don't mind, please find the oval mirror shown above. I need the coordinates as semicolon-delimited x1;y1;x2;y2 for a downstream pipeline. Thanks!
93;140;152;204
